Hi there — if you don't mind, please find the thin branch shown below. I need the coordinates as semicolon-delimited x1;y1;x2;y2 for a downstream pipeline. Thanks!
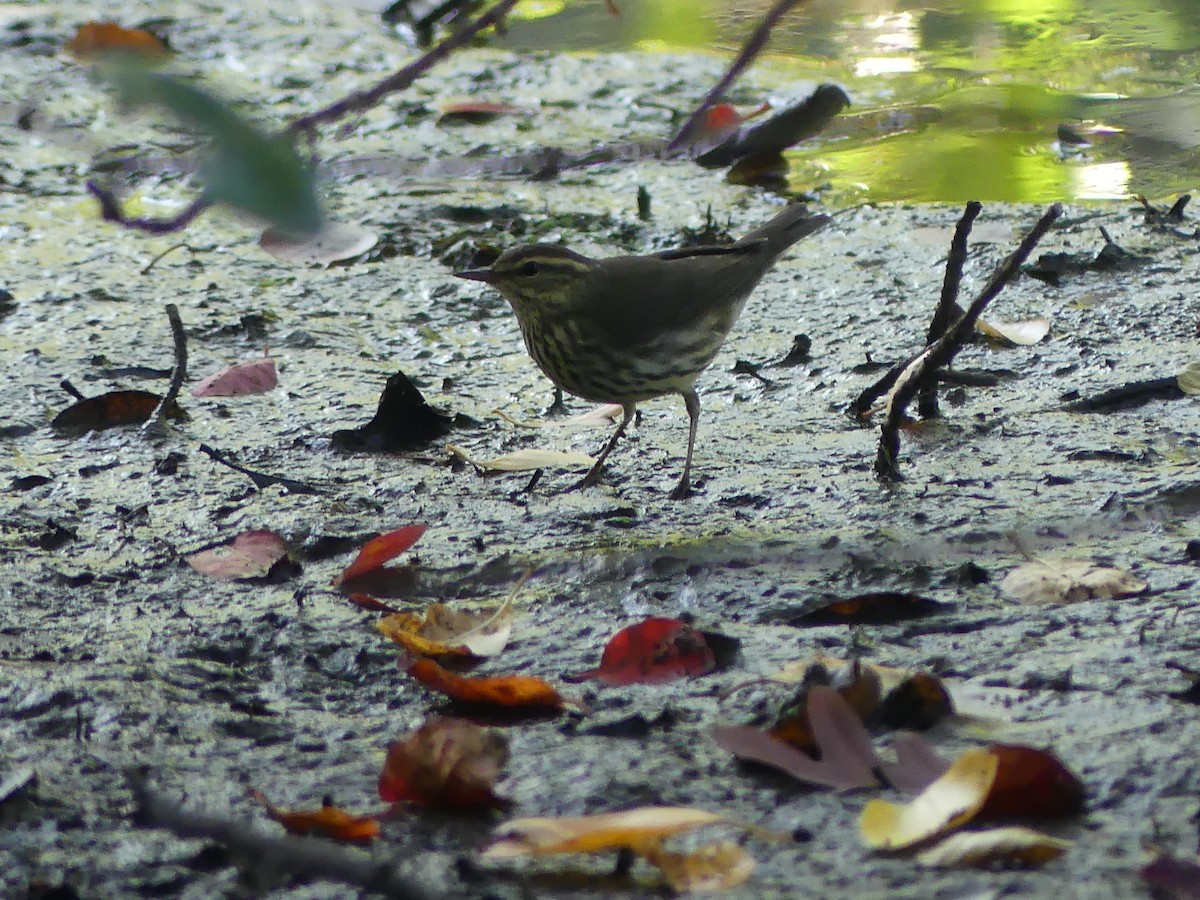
918;200;981;418
285;0;523;137
142;303;187;436
125;772;441;900
199;443;326;495
876;203;1062;479
664;0;813;156
87;181;212;235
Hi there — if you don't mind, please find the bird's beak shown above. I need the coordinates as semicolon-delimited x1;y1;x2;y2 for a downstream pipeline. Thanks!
454;268;497;284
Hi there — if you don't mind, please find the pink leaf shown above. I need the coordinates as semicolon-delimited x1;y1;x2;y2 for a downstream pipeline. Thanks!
192;358;277;397
881;731;953;792
187;530;288;581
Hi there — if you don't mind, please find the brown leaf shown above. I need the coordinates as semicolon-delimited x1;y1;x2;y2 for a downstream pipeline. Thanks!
404;657;576;712
66;21;169;60
187;530;289;581
791;592;948;626
52;390;183;431
482;807;728;858
377;593;514;659
248;790;379;843
378;716;508;810
879;673;955;731
642;840;755;892
977;744;1085;820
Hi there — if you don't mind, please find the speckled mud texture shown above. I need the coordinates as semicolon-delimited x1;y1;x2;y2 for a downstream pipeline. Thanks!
2;2;1200;899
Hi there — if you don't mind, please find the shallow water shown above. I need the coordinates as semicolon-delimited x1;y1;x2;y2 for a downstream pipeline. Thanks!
493;0;1200;202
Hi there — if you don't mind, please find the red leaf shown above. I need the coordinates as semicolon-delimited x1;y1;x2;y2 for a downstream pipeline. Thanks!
334;525;426;586
568;617;716;685
192;358;277;397
978;744;1086;820
378;716;509;810
346;593;402;614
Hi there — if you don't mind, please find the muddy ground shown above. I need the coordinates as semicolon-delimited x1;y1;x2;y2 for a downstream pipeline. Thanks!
2;1;1200;898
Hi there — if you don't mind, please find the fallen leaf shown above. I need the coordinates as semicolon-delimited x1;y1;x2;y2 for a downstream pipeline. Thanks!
879;673;955;731
437;100;527;125
404;657;575;712
977;744;1085;820
976;316;1051;346
860;748;999;850
66;21;169;60
259;222;378;266
482;807;728;858
643;840;755;892
248;790;379;843
1140;852;1200;899
915;827;1070;868
567;617;717;685
770;662;881;755
1176;361;1200;395
790;592;949;626
447;444;595;473
346;593;402;614
187;530;289;581
333;525;426;587
713;687;881;791
52;390;184;431
1000;557;1147;605
191;357;277;397
494;403;624;429
377;592;514;658
378;716;509;810
882;732;953;793
330;369;457;453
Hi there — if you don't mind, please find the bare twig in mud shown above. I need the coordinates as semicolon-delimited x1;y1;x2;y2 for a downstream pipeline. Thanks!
142;304;187;437
87;182;211;235
285;0;522;138
199;443;326;495
664;0;815;155
125;772;441;900
875;204;1062;480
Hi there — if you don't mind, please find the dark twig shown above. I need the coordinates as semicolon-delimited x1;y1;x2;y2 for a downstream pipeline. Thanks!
87;181;212;235
664;0;813;155
199;443;326;494
140;243;191;275
143;304;187;436
125;772;441;900
285;0;522;137
875;204;1062;479
918;201;982;418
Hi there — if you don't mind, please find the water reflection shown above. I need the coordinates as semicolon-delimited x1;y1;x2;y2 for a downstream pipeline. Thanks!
492;0;1200;202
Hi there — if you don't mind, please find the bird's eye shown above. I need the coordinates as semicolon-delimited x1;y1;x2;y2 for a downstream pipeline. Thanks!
520;260;540;276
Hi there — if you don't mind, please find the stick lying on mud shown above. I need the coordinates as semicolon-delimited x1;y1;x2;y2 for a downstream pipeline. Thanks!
126;772;441;900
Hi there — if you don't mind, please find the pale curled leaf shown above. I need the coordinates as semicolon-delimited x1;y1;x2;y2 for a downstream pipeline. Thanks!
860;748;998;850
976;316;1051;346
1176;360;1200;395
1000;558;1147;605
447;444;595;472
482;807;728;858
494;403;625;429
915;827;1070;868
377;593;514;658
259;222;378;266
643;841;755;892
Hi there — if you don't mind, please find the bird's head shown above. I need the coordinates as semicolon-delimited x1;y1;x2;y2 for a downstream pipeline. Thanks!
455;244;596;315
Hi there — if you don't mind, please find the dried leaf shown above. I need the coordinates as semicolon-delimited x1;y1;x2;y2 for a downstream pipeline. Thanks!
643;840;755;892
879;673;955;731
978;744;1085;820
1000;557;1147;605
860;748;999;850
916;827;1070;868
976;316;1051;346
187;530;288;581
404;657;574;712
880;732;953;793
334;525;426;586
52;389;183;431
377;593;514;659
378;715;508;810
438;100;527;125
1176;361;1200;395
770;664;881;756
259;222;378;266
346;593;402;614
330;369;456;453
567;617;717;685
494;403;624;429
1141;852;1200;899
482;807;728;858
791;592;948;626
248;790;379;843
447;444;595;472
191;357;277;397
66;21;169;60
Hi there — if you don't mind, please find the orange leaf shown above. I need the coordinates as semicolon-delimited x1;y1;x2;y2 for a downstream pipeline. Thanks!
568;617;716;685
378;716;509;810
347;593;402;614
66;21;169;60
978;744;1085;820
404;657;572;711
248;790;379;843
334;525;426;586
51;390;184;431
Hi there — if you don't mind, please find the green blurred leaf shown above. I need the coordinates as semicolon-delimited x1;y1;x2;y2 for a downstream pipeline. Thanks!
101;60;322;235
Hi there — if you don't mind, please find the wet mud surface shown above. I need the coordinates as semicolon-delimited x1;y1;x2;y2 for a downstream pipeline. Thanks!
2;2;1200;898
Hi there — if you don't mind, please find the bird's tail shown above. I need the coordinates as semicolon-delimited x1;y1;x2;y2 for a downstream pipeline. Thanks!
739;204;829;260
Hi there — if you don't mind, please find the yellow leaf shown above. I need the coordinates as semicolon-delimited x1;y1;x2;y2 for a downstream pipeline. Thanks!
643;840;755;892
482;807;727;858
447;444;595;472
915;827;1070;868
860;748;998;850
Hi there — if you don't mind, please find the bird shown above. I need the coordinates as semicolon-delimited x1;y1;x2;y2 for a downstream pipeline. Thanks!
455;204;828;498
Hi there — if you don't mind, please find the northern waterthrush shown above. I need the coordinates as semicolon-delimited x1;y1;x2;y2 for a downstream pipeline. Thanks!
456;204;828;498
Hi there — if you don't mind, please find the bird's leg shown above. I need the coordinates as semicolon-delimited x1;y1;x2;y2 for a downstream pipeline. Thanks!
545;386;567;417
570;403;636;491
669;389;700;500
